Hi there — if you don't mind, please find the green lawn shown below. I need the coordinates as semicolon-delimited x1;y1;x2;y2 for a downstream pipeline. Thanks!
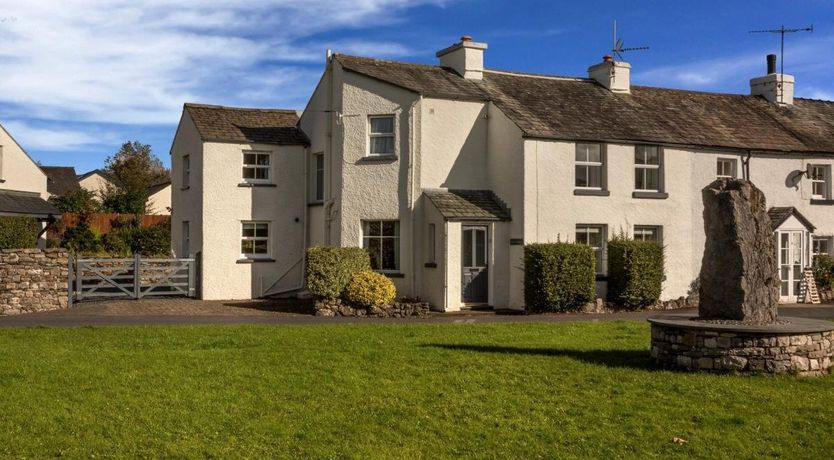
0;321;832;459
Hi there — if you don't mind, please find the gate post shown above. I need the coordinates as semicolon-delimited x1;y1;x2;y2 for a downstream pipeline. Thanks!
68;255;74;309
134;253;141;299
187;256;196;298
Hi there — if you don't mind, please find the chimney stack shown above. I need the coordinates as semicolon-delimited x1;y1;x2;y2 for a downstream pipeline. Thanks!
750;54;794;105
436;35;488;80
588;55;631;94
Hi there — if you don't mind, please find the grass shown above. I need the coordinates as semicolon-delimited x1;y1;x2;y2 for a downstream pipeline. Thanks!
0;321;832;459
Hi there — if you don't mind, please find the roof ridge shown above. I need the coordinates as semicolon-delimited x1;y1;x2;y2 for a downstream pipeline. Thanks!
334;53;441;70
184;102;298;113
484;68;590;82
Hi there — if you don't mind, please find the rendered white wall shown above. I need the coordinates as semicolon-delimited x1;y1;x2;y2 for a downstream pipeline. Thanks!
170;112;203;260
0;124;48;199
146;184;171;215
78;173;113;200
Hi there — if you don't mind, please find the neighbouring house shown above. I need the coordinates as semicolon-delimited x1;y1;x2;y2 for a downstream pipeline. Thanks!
172;37;834;307
40;166;81;199
0;123;61;242
146;180;172;215
77;169;114;200
170;104;308;300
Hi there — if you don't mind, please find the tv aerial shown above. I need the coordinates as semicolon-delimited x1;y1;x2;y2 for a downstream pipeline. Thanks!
611;20;649;60
749;24;813;77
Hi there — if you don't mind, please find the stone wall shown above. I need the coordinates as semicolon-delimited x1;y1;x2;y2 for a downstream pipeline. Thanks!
651;323;834;376
314;298;430;318
0;249;69;315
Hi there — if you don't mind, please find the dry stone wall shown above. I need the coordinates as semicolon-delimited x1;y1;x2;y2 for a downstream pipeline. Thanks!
0;249;69;315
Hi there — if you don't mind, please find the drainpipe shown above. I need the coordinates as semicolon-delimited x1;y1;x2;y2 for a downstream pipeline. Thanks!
742;150;753;180
408;96;421;297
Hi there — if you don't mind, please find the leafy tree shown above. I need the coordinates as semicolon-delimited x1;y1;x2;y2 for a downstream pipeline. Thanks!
51;188;100;214
100;141;169;214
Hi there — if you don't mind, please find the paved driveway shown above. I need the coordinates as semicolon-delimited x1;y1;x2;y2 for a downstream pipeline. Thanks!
0;298;831;328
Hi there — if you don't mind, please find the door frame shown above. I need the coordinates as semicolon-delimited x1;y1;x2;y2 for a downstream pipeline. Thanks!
776;229;809;303
461;224;490;306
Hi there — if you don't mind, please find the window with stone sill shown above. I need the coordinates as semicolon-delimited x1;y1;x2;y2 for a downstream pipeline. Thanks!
575;143;605;190
717;158;737;179
634;225;663;244
241;222;270;259
363;220;400;271
809;165;831;199
242;151;271;182
635;145;662;192
368;116;395;156
576;224;607;274
813;237;832;257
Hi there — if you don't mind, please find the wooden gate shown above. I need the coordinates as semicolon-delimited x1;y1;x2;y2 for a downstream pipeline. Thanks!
69;254;196;305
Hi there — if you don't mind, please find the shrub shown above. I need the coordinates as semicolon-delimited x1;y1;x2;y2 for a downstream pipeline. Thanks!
134;223;171;256
61;221;103;255
0;216;39;249
524;243;596;313
305;246;371;299
344;271;396;307
813;255;834;291
607;237;665;309
51;188;99;213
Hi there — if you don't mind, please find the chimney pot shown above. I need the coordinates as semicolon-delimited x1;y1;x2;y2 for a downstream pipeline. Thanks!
461;35;473;42
766;54;777;74
603;55;613;62
436;36;488;80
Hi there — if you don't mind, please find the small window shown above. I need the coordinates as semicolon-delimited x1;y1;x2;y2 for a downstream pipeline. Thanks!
427;223;436;264
182;154;190;188
368;116;395;156
241;222;269;258
716;158;736;179
576;224;607;274
314;153;324;201
635;145;661;192
181;221;190;257
813;237;831;257
634;225;662;244
363;220;400;271
242;151;270;182
575;143;605;190
809;165;831;199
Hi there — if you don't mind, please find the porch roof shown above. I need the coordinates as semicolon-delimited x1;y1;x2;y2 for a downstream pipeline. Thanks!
0;190;60;219
768;206;815;232
423;189;511;222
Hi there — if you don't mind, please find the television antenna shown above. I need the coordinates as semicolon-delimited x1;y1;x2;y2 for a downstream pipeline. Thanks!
611;20;649;60
749;25;813;78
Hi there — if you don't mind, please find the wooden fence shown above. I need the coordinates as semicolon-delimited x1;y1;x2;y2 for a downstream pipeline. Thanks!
56;213;170;235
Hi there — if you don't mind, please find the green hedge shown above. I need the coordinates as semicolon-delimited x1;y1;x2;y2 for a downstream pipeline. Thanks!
524;243;596;313
813;255;834;291
607;238;664;309
0;216;39;249
305;246;371;299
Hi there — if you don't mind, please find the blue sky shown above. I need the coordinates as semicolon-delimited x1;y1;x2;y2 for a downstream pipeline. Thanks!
1;0;832;173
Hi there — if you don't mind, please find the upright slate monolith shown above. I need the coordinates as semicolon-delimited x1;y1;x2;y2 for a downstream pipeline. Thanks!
698;179;779;323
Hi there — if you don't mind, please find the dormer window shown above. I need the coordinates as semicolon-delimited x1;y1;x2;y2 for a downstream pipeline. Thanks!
368;116;395;156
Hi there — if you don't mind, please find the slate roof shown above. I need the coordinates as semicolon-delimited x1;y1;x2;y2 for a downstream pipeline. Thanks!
335;54;834;155
184;103;308;145
0;190;60;217
424;189;511;221
77;169;113;182
768;207;816;232
40;166;80;196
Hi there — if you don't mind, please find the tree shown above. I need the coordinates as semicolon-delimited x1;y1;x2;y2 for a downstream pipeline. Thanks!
100;141;169;214
51;188;100;214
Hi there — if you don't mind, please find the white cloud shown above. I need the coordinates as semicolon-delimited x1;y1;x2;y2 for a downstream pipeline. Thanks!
2;121;116;151
0;0;444;125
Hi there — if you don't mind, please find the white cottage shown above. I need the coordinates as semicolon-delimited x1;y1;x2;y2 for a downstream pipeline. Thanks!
172;37;834;307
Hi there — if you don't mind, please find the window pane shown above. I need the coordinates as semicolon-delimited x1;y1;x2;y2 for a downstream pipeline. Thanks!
575;228;588;245
587;227;602;247
243;168;255;179
810;166;824;180
475;230;486;267
382;221;398;237
255;224;268;237
587;144;601;163
255;168;269;180
370;117;394;134
365;221;381;237
256;154;269;165
635;169;645;190
381;238;398;270
645;168;659;191
365;238;381;270
463;230;473;266
243;153;256;165
370;136;394;155
587;165;602;188
254;240;268;254
575;144;588;162
241;240;254;254
637;146;658;165
575;165;587;187
242;224;255;237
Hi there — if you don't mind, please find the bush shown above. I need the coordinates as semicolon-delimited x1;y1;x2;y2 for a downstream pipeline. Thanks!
305;246;371;298
51;188;99;213
134;223;171;256
524;243;596;313
607;237;665;309
61;221;103;254
102;226;135;256
0;216;39;249
813;255;834;291
344;271;396;307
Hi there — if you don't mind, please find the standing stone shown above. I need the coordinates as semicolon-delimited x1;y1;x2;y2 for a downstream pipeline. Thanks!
698;179;779;323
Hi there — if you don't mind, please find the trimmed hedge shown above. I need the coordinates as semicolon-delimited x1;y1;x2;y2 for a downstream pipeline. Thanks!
524;243;596;312
344;271;397;306
607;237;664;309
305;246;371;299
813;255;834;291
0;216;39;249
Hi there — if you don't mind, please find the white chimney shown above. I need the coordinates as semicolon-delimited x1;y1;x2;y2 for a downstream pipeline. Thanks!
750;54;794;105
436;35;488;80
588;55;631;94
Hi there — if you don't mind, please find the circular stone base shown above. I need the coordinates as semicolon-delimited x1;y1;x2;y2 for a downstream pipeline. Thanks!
648;314;834;376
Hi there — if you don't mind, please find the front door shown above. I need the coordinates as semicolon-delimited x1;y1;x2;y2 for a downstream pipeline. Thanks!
777;231;805;302
462;226;488;304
